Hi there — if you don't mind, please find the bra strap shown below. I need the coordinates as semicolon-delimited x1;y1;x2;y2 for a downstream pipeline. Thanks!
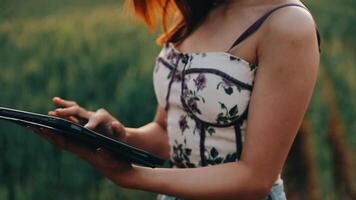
227;3;321;52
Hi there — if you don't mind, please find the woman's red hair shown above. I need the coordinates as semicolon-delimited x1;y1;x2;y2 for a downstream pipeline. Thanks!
129;0;218;45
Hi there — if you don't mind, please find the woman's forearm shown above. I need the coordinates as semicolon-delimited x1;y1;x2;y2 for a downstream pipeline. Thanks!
127;162;272;200
124;122;170;159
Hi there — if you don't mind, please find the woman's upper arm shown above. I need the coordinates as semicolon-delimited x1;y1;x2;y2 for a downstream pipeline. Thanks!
240;7;320;187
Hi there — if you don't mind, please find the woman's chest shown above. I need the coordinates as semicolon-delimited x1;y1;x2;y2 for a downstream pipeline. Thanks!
153;44;257;126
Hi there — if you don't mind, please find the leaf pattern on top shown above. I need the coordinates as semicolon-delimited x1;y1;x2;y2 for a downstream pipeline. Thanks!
216;102;239;125
249;63;257;71
183;78;206;115
217;78;242;94
178;115;189;133
202;147;239;166
158;43;255;169
193;73;206;91
171;139;196;168
207;126;216;136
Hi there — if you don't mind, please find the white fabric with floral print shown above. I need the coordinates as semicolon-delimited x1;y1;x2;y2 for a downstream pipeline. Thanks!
153;42;282;187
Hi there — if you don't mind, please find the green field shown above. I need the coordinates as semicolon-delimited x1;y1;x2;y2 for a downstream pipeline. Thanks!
0;0;355;199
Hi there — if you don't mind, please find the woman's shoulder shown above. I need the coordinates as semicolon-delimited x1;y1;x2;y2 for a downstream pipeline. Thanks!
255;3;320;73
262;4;318;43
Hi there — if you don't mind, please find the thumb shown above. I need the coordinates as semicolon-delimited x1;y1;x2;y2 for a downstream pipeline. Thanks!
84;116;100;130
111;121;126;141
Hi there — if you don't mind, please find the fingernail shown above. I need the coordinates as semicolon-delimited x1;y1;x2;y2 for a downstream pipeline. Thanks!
54;97;62;102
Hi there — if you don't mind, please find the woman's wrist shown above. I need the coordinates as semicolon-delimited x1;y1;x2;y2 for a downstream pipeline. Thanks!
124;165;167;192
110;165;156;190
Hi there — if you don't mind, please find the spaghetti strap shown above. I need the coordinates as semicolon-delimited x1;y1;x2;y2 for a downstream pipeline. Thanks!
227;3;321;52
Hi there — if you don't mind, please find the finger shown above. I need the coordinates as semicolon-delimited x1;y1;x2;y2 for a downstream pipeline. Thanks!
84;112;107;130
48;135;97;164
52;97;77;108
68;116;80;124
90;148;127;171
111;121;126;140
37;129;93;159
28;126;98;163
54;106;80;116
29;127;61;145
94;148;113;163
48;111;80;124
62;140;95;160
55;106;91;119
48;111;57;116
29;127;47;137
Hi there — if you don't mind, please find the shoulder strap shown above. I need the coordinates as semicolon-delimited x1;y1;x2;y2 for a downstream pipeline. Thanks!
227;3;321;52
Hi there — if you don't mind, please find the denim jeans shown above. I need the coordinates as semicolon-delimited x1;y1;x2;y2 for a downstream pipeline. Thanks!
157;182;287;200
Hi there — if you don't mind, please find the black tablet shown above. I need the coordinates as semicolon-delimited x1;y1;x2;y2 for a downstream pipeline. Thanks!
0;107;165;168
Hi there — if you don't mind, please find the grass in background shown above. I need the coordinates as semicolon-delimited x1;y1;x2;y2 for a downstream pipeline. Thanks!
0;3;159;200
0;0;355;199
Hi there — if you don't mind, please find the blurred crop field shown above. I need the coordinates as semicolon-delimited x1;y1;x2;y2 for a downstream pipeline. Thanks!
0;0;355;199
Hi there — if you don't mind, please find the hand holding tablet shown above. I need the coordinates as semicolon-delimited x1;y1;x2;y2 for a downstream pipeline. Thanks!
50;97;127;143
0;102;165;168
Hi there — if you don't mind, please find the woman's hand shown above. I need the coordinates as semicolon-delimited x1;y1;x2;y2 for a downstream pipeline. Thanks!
49;97;127;142
29;126;137;188
27;96;140;188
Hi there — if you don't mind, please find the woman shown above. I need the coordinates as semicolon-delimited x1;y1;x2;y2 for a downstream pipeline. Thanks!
33;0;320;199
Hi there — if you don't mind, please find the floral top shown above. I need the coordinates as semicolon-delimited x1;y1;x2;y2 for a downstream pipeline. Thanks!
152;3;321;199
153;42;282;186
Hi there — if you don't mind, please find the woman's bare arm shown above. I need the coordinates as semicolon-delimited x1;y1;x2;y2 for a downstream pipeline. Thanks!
110;7;320;200
125;106;170;159
33;7;319;200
